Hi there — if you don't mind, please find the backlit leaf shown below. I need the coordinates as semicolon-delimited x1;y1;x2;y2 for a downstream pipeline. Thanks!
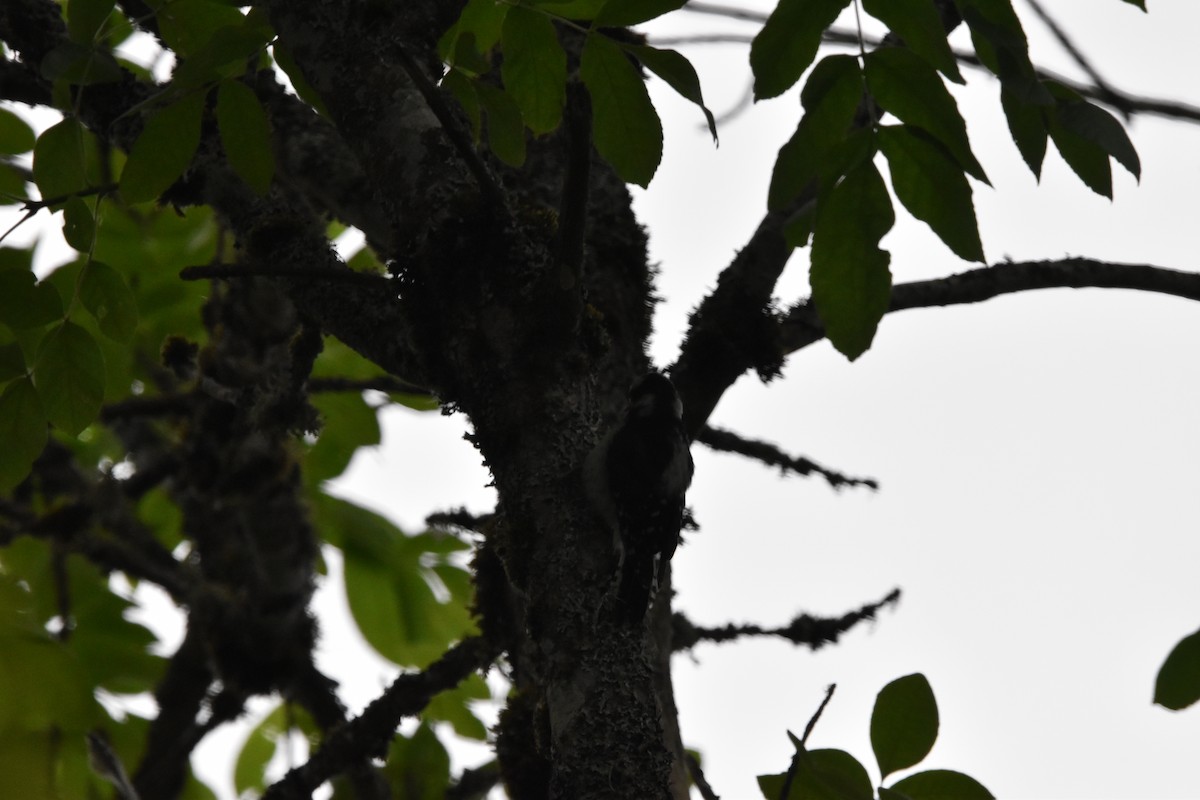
217;79;275;194
32;320;106;435
1000;86;1048;178
0;378;47;491
580;32;662;187
889;769;995;800
810;159;894;360
871;673;939;778
862;0;962;82
768;54;862;211
120;92;205;204
501;6;567;135
476;82;526;167
627;44;717;141
62;195;95;252
0;108;36;155
1154;628;1200;710
751;0;851;100
595;0;687;27
80;261;138;343
879;125;984;262
0;268;63;330
864;47;987;182
33;118;98;202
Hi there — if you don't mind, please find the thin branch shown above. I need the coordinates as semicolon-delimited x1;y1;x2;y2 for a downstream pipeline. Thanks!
179;263;390;288
1023;0;1123;111
682;1;767;24
672;588;901;652
781;259;1200;355
263;636;498;800
426;507;492;532
696;425;878;491
307;376;434;397
393;46;506;211
800;684;836;748
100;393;195;421
780;685;837;800
556;80;592;296
686;752;721;800
446;762;502;800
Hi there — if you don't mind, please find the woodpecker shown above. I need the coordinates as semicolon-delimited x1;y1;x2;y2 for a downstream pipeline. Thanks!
585;372;694;623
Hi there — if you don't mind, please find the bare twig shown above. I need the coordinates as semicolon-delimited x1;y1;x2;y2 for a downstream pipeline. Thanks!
393;46;506;210
1023;0;1124;112
781;259;1200;355
263;636;497;800
686;752;721;800
779;685;837;800
800;684;836;747
673;588;901;652
308;376;434;397
179;263;390;287
696;425;878;491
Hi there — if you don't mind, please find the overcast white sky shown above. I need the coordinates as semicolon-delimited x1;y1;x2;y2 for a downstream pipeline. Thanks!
5;3;1199;799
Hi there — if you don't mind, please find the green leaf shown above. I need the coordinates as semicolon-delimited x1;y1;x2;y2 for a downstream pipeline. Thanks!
0;162;28;205
33;118;99;202
62;195;96;252
1054;96;1140;180
889;769;995;800
958;0;1051;105
878;125;984;262
32;320;106;436
305;392;382;485
233;704;310;796
0;109;36;155
999;87;1047;178
594;0;687;27
81;261;139;343
757;749;873;800
1154;628;1200;710
475;82;526;167
169;17;274;90
442;69;483;140
438;0;509;62
68;0;116;44
768;54;863;211
0;340;25;382
862;0;962;83
532;0;608;19
0;378;47;491
871;673;939;779
627;44;717;141
315;495;474;666
217;79;275;194
1120;0;1146;9
864;47;987;183
1047;107;1111;198
580;32;663;187
0;628;98;733
751;0;851;100
500;6;567;135
810;159;893;361
423;673;490;740
383;724;451;800
120;92;206;204
153;0;247;58
0;268;64;330
41;40;123;85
